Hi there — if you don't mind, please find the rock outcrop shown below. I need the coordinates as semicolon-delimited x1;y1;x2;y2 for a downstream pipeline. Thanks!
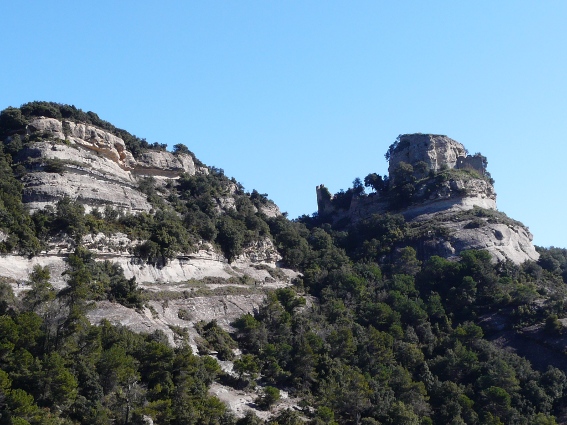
133;151;196;177
0;114;295;309
28;117;136;169
388;133;486;182
413;208;539;264
317;133;538;264
20;117;197;213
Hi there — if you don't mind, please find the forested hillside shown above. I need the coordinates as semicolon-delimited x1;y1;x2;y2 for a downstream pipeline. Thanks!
0;103;566;424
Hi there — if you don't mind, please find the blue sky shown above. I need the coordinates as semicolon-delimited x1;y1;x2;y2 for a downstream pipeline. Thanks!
2;1;567;247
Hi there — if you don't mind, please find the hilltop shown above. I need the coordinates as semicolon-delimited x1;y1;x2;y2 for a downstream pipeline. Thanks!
316;133;538;264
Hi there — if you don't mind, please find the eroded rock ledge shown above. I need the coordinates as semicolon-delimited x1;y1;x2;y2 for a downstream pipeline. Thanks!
20;117;199;213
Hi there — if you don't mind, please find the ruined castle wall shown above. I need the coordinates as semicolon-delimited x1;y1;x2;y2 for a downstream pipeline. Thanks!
456;155;485;175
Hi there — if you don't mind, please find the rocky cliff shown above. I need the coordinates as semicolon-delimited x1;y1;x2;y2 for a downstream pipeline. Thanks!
1;104;564;424
19;117;200;213
387;133;486;179
317;133;538;264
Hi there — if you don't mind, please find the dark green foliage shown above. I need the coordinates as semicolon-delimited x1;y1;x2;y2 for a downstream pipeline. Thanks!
545;314;563;336
275;288;305;313
0;151;41;255
195;320;237;360
0;293;228;425
42;157;66;173
29;197;89;247
59;247;144;309
234;353;261;383
391;161;417;208
134;209;195;265
537;246;567;283
0;107;28;139
23;265;55;312
364;172;388;193
231;242;567;424
216;215;247;262
4;134;23;156
256;386;280;410
20;101;63;120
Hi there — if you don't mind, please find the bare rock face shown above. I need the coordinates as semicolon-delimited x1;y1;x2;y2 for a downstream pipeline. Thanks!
86;294;267;347
21;117;196;213
22;171;153;213
28;117;136;169
235;238;282;264
258;202;282;218
20;141;152;213
388;134;467;177
402;177;497;219
133;151;195;178
414;208;539;264
450;221;539;264
0;233;295;288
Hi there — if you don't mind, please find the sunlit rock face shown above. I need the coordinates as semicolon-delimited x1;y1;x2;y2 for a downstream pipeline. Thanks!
20;117;196;213
388;134;468;177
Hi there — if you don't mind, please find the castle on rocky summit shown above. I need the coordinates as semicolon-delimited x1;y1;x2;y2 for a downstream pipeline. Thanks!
314;133;539;265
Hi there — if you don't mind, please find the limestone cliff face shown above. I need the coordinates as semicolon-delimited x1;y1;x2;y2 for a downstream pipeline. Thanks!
20;117;197;212
0;232;291;289
441;217;538;264
20;141;152;213
403;175;497;218
28;117;136;169
0;109;294;387
388;134;467;177
134;151;195;177
317;134;538;264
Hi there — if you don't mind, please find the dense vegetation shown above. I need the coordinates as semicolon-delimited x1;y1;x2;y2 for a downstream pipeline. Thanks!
1;103;567;424
234;215;567;424
0;265;230;424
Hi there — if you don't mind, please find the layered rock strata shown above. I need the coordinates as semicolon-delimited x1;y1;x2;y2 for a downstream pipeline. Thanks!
21;117;197;213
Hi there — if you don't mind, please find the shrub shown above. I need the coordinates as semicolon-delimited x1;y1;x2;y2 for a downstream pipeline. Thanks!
256;386;281;410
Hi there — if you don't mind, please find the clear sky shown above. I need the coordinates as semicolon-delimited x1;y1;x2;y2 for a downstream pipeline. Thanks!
2;1;567;247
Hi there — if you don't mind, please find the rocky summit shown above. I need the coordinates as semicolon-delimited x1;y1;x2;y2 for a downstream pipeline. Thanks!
317;133;539;264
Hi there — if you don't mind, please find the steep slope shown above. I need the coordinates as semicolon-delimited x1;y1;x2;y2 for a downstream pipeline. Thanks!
0;102;294;337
